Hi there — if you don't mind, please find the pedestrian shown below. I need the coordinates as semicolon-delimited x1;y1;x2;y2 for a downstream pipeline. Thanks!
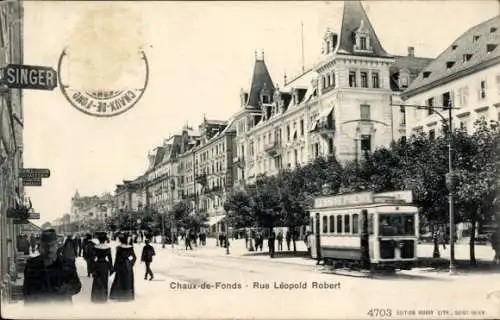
23;229;82;304
438;227;446;250
258;232;264;251
90;232;113;303
20;234;30;255
268;231;276;258
29;234;36;254
83;234;95;277
110;234;137;302
285;231;292;251
185;231;193;250
77;236;83;257
60;235;77;262
277;231;283;251
193;231;198;247
35;234;40;251
491;230;500;264
244;232;249;249
141;238;155;281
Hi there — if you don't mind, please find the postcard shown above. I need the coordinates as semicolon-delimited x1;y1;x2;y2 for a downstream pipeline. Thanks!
1;1;500;319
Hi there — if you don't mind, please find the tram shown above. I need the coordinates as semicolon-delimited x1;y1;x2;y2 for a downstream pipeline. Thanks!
309;190;419;272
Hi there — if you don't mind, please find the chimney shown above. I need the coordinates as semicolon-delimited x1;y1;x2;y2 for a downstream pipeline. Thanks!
408;46;415;57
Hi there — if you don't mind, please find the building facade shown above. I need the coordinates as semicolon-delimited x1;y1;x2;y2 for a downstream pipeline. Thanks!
145;128;199;216
0;0;24;303
183;118;236;234
402;16;500;137
69;190;114;231
233;1;431;186
114;176;147;214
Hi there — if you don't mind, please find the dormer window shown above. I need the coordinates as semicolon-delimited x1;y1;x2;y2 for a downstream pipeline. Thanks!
360;36;367;50
451;44;458;50
491;27;497;33
423;71;431;79
487;44;497;54
262;94;270;104
463;54;472;63
446;61;455;69
322;28;338;56
354;20;372;53
473;35;480;42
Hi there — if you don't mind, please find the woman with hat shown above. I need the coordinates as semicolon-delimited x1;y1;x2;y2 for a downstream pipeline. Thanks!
109;233;137;301
90;231;113;303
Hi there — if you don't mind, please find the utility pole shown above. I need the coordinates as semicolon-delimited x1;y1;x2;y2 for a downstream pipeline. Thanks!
301;21;305;73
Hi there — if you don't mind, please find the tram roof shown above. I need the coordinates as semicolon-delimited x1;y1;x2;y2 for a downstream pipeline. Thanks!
311;202;418;212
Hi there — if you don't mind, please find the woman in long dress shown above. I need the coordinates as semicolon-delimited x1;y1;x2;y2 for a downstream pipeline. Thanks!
109;234;136;301
90;232;113;303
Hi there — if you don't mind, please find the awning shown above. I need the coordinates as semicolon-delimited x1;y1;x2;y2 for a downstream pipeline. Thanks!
206;215;226;226
319;106;334;119
309;119;319;132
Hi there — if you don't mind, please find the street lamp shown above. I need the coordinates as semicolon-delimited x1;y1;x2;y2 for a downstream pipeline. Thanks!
391;99;458;274
170;178;176;249
161;207;166;249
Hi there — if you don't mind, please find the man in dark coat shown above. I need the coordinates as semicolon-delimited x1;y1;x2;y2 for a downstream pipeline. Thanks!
268;232;276;258
29;234;37;254
77;236;83;257
83;234;95;277
23;229;82;304
140;238;155;280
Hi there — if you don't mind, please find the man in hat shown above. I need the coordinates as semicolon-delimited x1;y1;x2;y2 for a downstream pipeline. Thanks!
23;229;82;304
140;238;155;280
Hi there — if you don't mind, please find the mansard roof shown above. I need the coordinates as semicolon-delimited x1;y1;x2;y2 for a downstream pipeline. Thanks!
246;58;275;108
336;1;392;58
405;15;500;96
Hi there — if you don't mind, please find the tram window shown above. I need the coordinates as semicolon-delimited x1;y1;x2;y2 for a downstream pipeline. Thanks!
379;214;415;236
352;214;359;234
336;215;342;233
329;215;335;233
322;216;328;233
344;215;351;234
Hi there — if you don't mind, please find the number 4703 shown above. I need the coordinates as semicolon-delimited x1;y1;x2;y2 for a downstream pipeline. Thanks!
367;309;392;317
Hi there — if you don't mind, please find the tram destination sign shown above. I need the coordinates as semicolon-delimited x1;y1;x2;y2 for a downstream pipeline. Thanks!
314;190;414;209
4;64;57;90
20;168;51;179
314;192;374;209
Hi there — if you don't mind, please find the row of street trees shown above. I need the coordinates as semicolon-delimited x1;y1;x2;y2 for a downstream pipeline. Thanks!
105;200;208;236
224;120;500;263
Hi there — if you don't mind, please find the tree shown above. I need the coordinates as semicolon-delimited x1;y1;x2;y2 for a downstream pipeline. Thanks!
276;169;313;251
224;190;255;229
250;175;282;230
454;120;500;264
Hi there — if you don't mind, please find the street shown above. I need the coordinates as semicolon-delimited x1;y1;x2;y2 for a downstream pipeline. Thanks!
3;238;500;319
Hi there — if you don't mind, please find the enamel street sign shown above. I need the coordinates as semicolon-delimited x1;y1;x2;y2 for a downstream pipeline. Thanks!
20;168;51;179
4;64;57;90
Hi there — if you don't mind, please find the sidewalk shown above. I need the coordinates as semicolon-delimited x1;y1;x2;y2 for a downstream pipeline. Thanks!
150;237;497;269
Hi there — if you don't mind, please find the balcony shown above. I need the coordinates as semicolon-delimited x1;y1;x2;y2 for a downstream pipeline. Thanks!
264;141;282;157
233;156;245;169
203;186;224;200
316;120;335;138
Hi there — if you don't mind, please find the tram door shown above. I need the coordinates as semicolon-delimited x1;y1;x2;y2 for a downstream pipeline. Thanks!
310;213;318;259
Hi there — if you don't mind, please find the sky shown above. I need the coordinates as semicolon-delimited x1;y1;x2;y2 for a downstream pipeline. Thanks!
20;0;499;226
